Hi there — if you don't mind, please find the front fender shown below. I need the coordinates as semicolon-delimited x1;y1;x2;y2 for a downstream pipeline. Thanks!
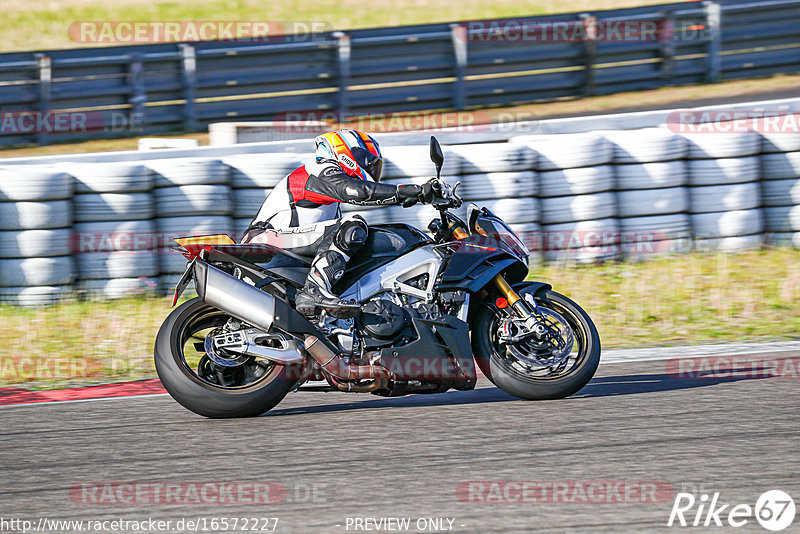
513;281;552;298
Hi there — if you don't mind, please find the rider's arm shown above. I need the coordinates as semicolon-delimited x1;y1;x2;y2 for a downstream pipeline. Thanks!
305;164;420;206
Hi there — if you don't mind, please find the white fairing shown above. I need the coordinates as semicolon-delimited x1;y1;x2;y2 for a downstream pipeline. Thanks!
339;246;443;302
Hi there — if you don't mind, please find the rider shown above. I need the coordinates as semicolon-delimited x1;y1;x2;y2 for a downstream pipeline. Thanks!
242;129;439;318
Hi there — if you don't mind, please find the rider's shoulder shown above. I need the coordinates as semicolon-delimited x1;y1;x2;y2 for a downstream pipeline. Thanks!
306;157;345;178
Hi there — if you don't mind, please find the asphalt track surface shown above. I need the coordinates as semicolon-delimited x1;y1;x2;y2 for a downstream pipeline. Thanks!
2;345;799;534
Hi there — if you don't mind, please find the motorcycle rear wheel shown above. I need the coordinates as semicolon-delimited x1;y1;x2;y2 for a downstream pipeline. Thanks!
154;298;301;418
473;289;600;400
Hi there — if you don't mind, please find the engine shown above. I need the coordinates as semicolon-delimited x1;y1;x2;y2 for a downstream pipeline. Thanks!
359;299;409;341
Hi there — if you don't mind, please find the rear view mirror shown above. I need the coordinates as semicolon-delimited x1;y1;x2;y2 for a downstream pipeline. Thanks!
429;136;444;178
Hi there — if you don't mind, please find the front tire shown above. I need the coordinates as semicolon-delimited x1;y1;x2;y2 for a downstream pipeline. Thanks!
473;289;600;400
154;298;301;418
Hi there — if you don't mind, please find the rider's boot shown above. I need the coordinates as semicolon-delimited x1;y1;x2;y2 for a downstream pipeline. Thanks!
295;250;360;319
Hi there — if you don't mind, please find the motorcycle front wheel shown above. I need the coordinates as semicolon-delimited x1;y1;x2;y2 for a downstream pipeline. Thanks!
473;289;600;400
154;298;302;418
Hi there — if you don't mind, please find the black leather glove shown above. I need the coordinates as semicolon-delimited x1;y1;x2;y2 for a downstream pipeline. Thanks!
397;184;421;207
397;179;438;205
417;179;437;204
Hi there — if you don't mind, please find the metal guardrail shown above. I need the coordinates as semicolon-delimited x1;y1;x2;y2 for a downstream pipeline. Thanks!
0;0;798;146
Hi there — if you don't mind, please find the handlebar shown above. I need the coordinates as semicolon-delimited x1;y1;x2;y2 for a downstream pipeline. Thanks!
430;179;462;210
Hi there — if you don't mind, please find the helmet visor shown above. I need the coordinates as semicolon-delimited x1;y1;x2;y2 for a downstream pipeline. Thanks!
366;157;383;182
352;146;383;181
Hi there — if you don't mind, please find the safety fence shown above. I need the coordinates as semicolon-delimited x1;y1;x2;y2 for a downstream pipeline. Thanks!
1;0;799;146
1;123;799;305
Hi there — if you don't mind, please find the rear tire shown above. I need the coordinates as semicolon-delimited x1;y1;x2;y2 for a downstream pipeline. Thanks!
473;289;600;400
154;298;301;418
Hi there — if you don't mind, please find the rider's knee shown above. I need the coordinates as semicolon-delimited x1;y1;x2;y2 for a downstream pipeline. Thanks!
335;214;368;254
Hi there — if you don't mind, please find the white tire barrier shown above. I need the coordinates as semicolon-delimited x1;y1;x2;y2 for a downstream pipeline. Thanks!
72;220;157;252
78;277;159;299
159;274;196;297
234;217;253;237
66;162;153;193
382;205;445;227
539;166;613;197
0;167;72;201
157;215;233;273
225;153;306;188
339;208;387;226
0;200;72;230
479;198;540;224
541;219;620;259
682;128;761;159
76;251;159;280
688;182;760;213
513;133;613;170
687;156;760;186
695;234;764;251
690;209;764;239
154;185;232;217
382;145;460;178
760;131;800;154
160;251;192;275
761;178;800;207
614;161;686;190
761;151;800;179
543;248;620;264
148;158;230;187
73;193;153;222
0;257;75;287
0;229;71;258
617;187;688;217
541;192;615;224
618;213;691;239
508;222;543;251
156;215;234;237
233;188;270;219
448;143;535;174
769;232;800;247
0;285;70;307
460;171;537;200
603;128;687;163
764;205;800;232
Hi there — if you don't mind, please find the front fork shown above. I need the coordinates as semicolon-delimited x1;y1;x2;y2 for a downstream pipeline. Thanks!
450;224;542;334
494;274;548;340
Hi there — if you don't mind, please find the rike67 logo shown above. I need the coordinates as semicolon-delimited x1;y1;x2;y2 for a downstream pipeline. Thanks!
668;490;795;531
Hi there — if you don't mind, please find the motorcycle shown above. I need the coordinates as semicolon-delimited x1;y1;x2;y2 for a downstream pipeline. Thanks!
154;137;601;418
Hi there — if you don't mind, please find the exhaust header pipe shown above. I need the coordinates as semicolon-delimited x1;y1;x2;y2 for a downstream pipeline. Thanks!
304;335;391;393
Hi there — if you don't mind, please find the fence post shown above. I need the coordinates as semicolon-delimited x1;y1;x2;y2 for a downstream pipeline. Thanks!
658;10;676;79
128;53;146;134
334;32;351;113
450;23;468;110
703;1;721;82
34;53;51;145
179;44;198;131
580;14;597;97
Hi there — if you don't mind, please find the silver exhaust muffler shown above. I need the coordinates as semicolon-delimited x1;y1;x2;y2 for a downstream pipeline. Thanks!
193;261;307;364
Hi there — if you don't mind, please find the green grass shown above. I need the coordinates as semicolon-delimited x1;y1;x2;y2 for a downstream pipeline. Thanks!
2;248;799;389
0;0;672;52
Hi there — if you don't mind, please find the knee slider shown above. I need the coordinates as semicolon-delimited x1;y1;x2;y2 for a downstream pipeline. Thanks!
335;217;368;253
